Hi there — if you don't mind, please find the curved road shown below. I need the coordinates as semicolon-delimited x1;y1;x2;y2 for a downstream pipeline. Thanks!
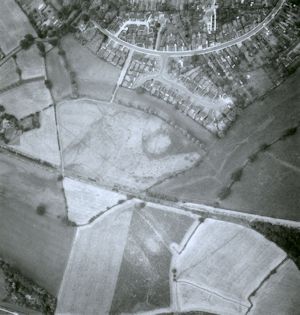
93;0;285;56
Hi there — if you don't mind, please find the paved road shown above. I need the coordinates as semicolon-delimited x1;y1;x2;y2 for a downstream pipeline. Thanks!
93;0;285;56
0;46;21;67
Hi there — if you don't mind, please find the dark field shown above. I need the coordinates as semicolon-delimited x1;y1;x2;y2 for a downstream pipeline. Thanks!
110;206;195;313
150;70;300;221
0;151;75;295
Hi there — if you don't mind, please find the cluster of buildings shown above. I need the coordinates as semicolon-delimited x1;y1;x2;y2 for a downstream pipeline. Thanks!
18;0;63;32
0;106;40;144
122;53;159;88
75;22;129;68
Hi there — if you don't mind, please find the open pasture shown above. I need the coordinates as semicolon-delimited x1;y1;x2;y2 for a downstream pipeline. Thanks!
58;99;202;190
45;47;72;101
0;0;36;54
10;106;60;165
61;35;121;101
0;80;52;119
0;59;19;90
17;45;45;80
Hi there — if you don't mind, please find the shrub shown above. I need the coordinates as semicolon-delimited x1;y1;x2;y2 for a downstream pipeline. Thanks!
231;168;243;182
44;79;53;89
280;126;298;140
248;152;258;162
218;186;231;200
259;143;270;152
36;204;46;215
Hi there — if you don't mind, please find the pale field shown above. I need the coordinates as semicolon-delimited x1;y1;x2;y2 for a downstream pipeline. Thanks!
0;59;19;90
61;35;121;101
58;99;201;190
177;282;247;315
0;152;75;295
10;106;60;165
249;259;300;315
0;80;52;119
0;0;36;54
17;45;45;80
45;47;72;101
56;204;134;315
63;177;126;225
174;219;287;315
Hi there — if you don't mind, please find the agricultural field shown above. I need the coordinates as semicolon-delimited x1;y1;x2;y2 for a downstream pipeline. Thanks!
63;177;126;225
0;59;19;90
249;259;300;315
110;205;195;314
0;0;36;54
150;69;300;220
56;203;134;315
174;219;289;315
9;106;60;165
58;99;202;190
45;47;73;101
0;151;75;295
0;80;52;119
16;45;45;80
61;36;121;101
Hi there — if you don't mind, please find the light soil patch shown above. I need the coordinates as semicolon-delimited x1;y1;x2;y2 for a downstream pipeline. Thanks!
0;0;36;54
0;80;52;119
61;35;121;101
144;131;172;156
45;47;72;101
17;46;45;80
174;219;287;315
0;59;19;90
10;106;60;165
58;99;201;190
0;152;75;295
249;259;300;315
56;204;133;315
63;177;126;225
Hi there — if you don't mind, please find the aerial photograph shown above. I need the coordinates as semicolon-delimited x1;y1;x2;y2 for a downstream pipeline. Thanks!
0;0;299;314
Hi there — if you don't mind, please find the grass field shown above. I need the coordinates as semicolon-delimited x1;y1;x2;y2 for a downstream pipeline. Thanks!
63;177;126;225
0;152;75;295
10;106;60;165
0;59;19;90
110;205;195;313
174;219;287;315
249;259;300;315
61;35;121;101
56;204;134;315
0;80;52;119
45;47;72;101
150;69;300;220
0;0;36;54
58;99;202;190
17;45;45;80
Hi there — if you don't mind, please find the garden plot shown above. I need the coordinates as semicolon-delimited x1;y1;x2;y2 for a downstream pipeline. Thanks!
249;259;300;315
10;106;60;165
0;152;75;295
58;99;201;190
0;80;52;119
56;204;134;315
174;219;287;315
0;59;19;90
45;47;72;101
0;0;36;54
16;45;45;80
63;177;126;225
60;36;121;101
